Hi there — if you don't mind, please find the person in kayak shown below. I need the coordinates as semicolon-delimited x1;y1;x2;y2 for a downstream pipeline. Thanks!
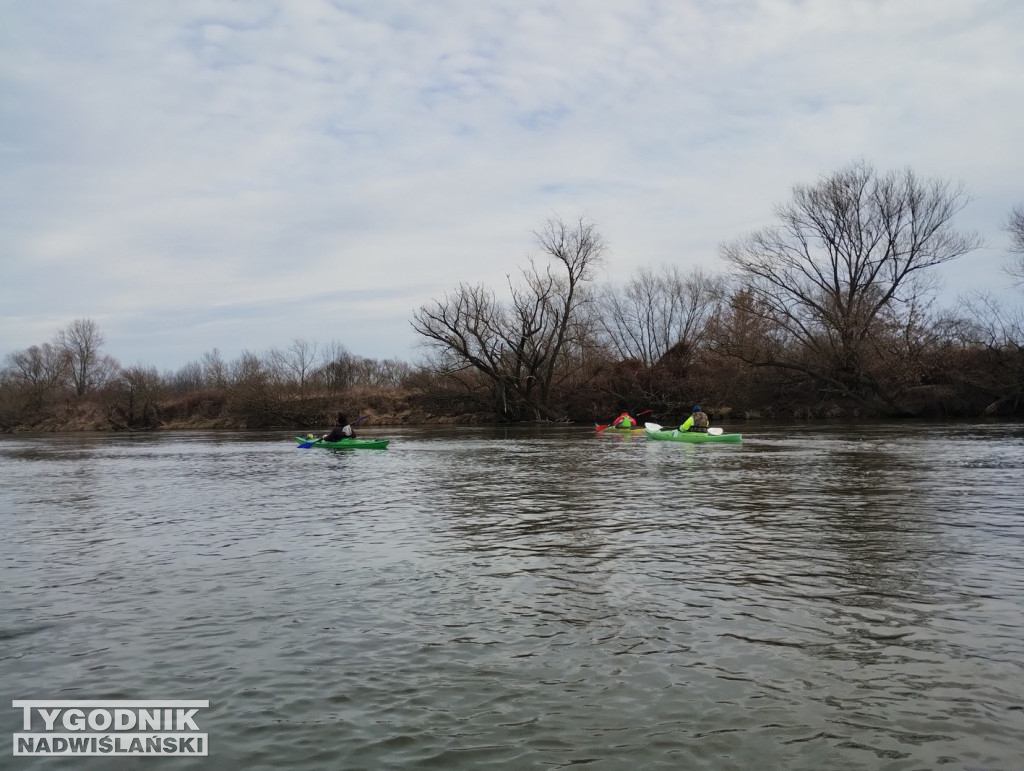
322;412;356;441
611;411;636;429
679;405;709;433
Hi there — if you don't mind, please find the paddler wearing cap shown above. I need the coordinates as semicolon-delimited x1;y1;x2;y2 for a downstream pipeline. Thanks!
678;405;710;433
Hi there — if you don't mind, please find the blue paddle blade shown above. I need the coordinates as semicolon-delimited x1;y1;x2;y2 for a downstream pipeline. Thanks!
298;439;320;448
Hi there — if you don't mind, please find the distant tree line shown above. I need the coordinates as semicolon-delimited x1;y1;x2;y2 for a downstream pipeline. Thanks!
3;161;1023;431
0;325;417;431
412;162;1024;423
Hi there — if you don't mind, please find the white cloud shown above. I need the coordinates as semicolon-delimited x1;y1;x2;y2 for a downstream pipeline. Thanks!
1;0;1022;369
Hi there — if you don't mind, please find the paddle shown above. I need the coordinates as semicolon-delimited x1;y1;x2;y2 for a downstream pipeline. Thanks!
298;415;371;448
596;409;651;431
644;421;723;436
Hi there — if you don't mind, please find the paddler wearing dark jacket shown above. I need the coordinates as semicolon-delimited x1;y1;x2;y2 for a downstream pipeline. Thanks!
322;412;356;441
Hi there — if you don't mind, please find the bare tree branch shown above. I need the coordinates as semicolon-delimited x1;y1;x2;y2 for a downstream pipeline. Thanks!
718;161;982;411
411;216;605;419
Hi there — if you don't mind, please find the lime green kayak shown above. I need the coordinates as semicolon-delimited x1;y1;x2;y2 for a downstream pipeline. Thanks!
644;426;741;444
296;436;389;450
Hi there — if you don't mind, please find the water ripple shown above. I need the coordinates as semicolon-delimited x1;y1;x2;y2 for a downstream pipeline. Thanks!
1;424;1023;769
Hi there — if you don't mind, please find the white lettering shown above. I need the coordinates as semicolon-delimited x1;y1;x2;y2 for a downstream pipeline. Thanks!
69;736;93;752
38;708;60;731
138;708;159;730
63;709;85;730
11;701;211;757
175;708;199;730
13;733;209;756
87;709;112;731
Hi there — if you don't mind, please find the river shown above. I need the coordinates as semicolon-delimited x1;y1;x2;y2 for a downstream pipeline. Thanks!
2;422;1022;769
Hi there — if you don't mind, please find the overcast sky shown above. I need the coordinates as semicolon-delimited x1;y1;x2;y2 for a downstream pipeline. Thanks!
2;0;1022;371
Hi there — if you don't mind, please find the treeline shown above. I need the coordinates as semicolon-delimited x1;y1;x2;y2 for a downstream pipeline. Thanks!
412;162;1024;423
0;324;424;431
3;161;1023;432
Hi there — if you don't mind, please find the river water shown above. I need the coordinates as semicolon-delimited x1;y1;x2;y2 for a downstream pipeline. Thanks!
2;422;1023;769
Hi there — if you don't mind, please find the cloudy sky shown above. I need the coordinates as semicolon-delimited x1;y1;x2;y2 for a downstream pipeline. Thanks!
2;0;1022;371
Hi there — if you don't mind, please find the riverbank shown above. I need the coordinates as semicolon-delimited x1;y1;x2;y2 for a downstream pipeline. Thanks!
0;401;937;434
0;391;514;433
2;378;1002;434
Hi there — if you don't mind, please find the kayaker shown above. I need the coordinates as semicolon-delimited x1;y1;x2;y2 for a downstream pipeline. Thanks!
611;411;635;429
322;412;356;441
679;405;709;433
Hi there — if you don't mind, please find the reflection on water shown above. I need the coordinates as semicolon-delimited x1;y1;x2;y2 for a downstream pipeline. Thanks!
1;423;1023;769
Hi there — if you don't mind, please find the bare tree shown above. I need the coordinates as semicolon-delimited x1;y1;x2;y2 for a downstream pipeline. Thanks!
412;215;605;420
951;293;1024;415
597;265;723;367
3;343;70;407
228;350;278;426
120;365;164;425
412;282;510;411
168;360;205;393
320;341;355;391
369;358;413;388
719;161;982;411
268;338;319;393
528;216;606;405
231;350;268;385
202;348;228;389
1006;204;1024;285
314;341;415;391
55;318;119;396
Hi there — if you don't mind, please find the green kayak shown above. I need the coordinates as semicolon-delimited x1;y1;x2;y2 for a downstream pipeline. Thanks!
296;436;389;450
643;425;741;444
